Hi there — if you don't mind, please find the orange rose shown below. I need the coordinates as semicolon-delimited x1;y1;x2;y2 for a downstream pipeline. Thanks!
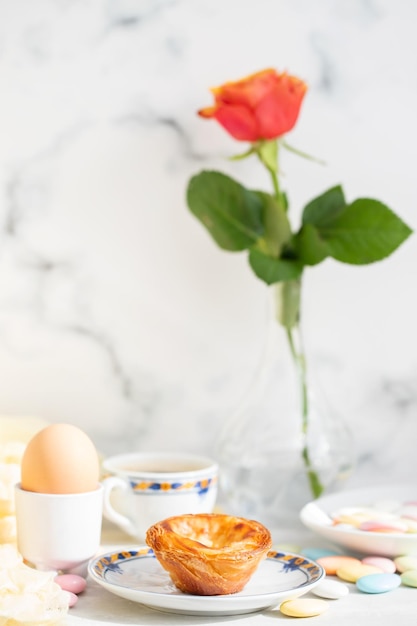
198;68;307;142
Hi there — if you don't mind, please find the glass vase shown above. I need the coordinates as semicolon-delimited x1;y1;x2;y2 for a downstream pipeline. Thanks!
215;279;354;530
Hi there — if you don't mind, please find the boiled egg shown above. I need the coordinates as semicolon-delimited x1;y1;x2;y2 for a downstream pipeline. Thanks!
21;423;100;494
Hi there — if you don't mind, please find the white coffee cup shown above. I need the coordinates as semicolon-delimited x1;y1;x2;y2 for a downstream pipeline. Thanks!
14;483;103;575
101;452;218;540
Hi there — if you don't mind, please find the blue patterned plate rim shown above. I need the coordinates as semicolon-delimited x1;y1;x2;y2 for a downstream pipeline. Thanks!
87;546;325;616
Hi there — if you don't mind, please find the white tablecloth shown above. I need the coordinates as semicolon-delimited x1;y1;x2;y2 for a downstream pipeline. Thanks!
67;521;417;626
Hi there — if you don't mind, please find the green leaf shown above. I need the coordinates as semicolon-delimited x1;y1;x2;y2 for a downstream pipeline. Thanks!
248;249;303;285
299;188;412;265
322;198;413;265
302;185;346;226
294;223;331;266
186;171;264;251
253;191;292;257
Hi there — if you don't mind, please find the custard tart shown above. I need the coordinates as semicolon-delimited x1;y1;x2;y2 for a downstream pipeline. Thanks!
145;513;272;595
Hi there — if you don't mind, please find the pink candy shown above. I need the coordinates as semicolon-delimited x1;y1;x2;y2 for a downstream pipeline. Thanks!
55;573;87;594
331;499;417;535
67;592;78;607
362;556;396;573
55;574;86;608
359;520;408;533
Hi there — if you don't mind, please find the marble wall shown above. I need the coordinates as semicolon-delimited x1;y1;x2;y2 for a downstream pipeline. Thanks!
0;0;415;487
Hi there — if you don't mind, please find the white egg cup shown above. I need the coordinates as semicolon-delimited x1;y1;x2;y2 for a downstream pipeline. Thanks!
14;483;103;575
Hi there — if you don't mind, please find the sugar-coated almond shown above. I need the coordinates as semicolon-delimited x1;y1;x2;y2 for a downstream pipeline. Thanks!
400;569;417;587
336;562;382;583
362;556;396;573
332;513;370;527
356;573;401;594
280;598;329;617
400;518;417;532
394;555;417;572
301;547;340;561
55;574;87;595
316;555;361;576
311;579;349;599
67;591;78;607
359;520;407;533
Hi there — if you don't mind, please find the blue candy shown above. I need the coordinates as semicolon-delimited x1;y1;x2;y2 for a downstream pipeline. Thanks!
300;547;341;561
356;573;401;594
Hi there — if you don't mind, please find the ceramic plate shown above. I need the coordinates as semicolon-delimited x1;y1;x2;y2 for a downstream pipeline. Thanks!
88;547;325;616
300;484;417;557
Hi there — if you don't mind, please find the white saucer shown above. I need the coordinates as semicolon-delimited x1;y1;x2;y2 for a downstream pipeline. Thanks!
88;547;325;616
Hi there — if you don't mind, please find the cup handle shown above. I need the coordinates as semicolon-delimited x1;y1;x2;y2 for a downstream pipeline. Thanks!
101;476;138;538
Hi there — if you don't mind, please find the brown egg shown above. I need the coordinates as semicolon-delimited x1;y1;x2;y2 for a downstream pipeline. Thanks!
21;423;100;494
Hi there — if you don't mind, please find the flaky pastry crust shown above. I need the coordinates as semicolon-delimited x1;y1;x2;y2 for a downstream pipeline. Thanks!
146;513;272;595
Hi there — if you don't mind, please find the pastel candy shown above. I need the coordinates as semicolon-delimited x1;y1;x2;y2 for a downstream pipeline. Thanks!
311;579;349;599
280;598;329;618
400;569;417;587
333;513;371;527
356;573;401;594
301;547;340;561
336;562;382;583
362;556;396;573
394;555;417;572
359;520;407;533
67;591;78;607
334;522;358;530
55;574;87;594
331;499;417;535
316;555;361;576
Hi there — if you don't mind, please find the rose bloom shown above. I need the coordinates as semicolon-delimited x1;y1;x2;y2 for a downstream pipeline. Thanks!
198;68;307;142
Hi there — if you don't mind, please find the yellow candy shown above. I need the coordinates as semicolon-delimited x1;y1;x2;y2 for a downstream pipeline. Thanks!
280;598;329;618
401;569;417;587
336;562;382;583
316;555;361;576
333;513;372;527
401;519;417;533
394;555;417;572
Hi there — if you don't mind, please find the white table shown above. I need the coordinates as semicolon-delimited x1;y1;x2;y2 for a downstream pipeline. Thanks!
68;522;417;626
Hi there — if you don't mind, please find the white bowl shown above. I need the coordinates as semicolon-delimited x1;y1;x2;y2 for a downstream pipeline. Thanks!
300;484;417;557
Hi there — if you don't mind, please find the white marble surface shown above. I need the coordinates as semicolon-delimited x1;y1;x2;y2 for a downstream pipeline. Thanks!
67;587;417;626
0;0;416;487
66;522;417;626
68;574;417;626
